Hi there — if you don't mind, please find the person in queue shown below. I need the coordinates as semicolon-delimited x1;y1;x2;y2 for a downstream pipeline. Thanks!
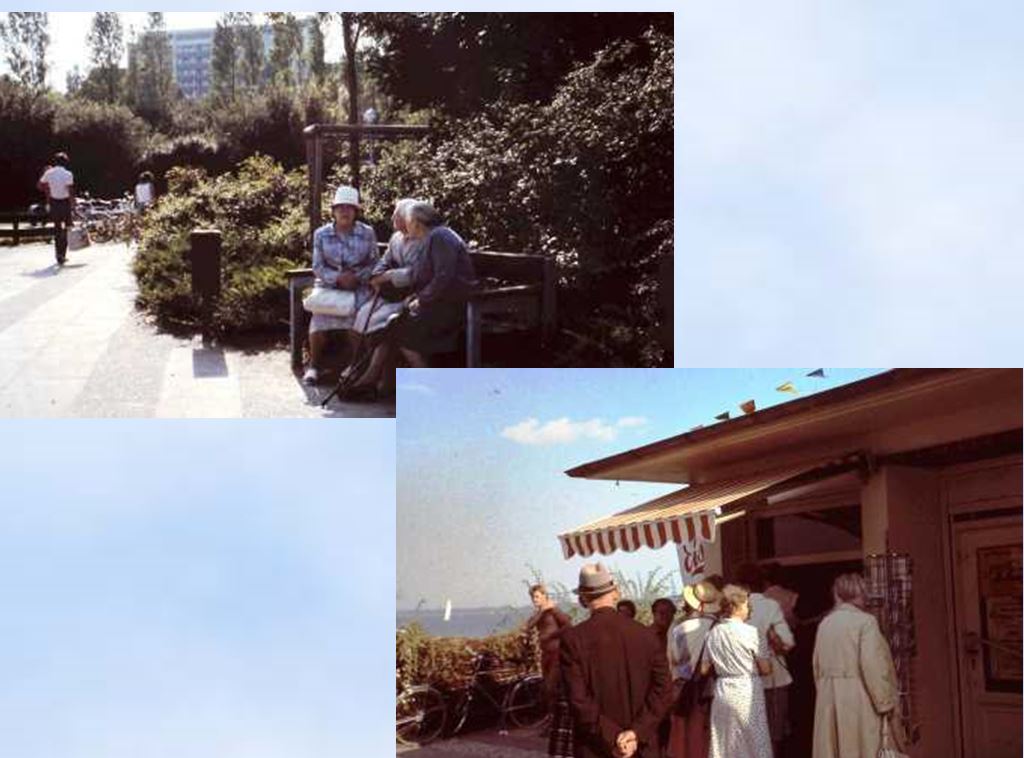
666;580;721;758
561;563;672;758
812;573;905;758
735;563;795;757
303;185;378;386
617;599;638;620
700;584;773;758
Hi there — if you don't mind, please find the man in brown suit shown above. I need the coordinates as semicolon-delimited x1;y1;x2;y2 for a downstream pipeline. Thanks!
560;563;673;758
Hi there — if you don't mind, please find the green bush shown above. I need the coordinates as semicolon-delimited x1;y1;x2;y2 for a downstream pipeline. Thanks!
396;623;538;693
0;79;55;209
355;28;673;366
142;134;232;194
210;87;309;170
132;155;309;334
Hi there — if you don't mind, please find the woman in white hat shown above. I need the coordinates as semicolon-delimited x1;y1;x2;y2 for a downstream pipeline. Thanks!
303;185;379;385
667;580;721;758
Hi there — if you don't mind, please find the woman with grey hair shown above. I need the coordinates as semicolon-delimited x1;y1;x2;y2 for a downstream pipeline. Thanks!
350;198;423;336
395;201;476;364
812;573;905;758
337;202;475;399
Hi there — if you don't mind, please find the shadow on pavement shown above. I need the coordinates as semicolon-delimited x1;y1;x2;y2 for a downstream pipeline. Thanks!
192;347;230;378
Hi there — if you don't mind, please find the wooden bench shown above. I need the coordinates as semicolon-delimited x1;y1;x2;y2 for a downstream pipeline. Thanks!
0;211;54;245
286;248;556;368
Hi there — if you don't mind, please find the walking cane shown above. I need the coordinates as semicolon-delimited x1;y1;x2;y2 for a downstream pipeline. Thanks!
321;290;384;407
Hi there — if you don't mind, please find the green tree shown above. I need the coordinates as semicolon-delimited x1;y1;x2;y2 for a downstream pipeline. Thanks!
365;12;670;115
65;65;84;95
268;13;303;87
86;12;124;103
132;12;175;126
236;13;265;92
0;12;49;91
211;13;239;101
307;13;327;84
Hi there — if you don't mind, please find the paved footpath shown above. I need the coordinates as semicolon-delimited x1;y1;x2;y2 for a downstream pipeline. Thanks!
398;726;547;757
0;242;395;418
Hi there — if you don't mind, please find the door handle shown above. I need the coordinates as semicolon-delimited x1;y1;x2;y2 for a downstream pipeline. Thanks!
963;631;1022;659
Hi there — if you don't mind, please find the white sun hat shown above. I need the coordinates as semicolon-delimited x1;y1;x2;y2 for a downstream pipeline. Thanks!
331;185;360;208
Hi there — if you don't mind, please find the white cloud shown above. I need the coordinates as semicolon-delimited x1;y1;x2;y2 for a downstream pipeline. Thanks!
501;416;645;445
616;416;648;428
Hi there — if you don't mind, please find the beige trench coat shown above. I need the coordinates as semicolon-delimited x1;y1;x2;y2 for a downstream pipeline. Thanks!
812;603;903;758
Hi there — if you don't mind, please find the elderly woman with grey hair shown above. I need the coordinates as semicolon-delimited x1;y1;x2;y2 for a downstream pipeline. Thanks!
339;201;475;399
350;198;423;336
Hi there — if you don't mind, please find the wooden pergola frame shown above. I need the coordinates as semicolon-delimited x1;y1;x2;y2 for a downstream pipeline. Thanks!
303;123;431;236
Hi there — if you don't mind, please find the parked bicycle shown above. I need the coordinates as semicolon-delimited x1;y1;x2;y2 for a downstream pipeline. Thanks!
396;681;447;747
447;647;547;736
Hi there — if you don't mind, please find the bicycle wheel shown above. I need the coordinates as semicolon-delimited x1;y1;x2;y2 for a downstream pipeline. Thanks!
448;690;472;736
396;685;447;746
504;674;548;729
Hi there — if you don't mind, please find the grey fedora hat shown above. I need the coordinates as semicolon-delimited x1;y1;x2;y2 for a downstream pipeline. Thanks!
573;562;617;597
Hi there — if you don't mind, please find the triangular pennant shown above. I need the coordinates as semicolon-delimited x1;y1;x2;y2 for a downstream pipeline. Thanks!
806;369;826;378
714;411;731;421
739;399;756;415
776;381;799;395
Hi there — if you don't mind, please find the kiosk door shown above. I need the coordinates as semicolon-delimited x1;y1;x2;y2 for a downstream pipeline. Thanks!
953;514;1022;758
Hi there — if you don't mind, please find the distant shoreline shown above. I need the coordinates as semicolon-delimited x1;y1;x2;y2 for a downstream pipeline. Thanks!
397;605;535;638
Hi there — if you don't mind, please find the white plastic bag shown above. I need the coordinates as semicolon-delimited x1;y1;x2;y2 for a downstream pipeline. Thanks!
303;285;356;317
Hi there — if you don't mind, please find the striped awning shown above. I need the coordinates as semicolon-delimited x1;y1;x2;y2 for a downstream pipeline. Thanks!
558;464;820;559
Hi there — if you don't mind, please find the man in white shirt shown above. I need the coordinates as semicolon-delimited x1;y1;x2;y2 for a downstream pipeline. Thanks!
737;562;795;757
37;152;75;265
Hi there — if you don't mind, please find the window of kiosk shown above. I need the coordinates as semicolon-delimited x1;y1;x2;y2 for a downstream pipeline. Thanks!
755;504;861;560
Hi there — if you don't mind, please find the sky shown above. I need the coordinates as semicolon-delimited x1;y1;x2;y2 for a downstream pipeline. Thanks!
677;2;1024;365
0;421;395;758
395;368;884;611
0;12;344;92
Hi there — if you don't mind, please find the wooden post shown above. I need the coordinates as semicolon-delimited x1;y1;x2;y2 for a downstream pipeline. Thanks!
289;279;303;369
190;229;222;346
305;125;322;244
13;217;19;246
466;300;482;368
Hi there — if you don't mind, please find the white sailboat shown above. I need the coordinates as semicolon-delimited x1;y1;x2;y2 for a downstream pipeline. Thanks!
443;598;452;622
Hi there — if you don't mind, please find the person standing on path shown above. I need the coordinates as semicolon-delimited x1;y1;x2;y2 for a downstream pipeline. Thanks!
561;563;673;758
37;152;75;266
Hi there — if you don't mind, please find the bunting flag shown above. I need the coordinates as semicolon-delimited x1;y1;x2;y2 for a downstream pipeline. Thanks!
714;411;731;421
739;399;756;415
776;381;798;395
806;368;826;378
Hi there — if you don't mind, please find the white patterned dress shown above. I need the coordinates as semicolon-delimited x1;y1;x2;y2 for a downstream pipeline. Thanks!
705;618;773;758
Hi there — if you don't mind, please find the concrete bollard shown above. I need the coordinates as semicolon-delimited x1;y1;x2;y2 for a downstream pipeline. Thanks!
189;229;222;343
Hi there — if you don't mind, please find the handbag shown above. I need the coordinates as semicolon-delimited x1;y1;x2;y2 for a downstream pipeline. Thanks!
67;224;91;251
877;714;909;758
303;285;356;317
675;619;717;716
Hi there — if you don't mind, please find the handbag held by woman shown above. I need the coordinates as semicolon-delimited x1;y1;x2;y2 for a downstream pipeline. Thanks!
303;285;356;317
